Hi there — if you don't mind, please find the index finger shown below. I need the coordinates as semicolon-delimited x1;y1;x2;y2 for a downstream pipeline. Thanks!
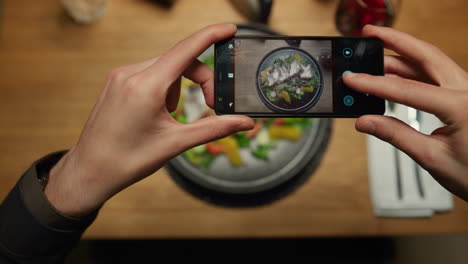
362;25;452;67
362;25;460;86
150;24;237;82
182;59;215;108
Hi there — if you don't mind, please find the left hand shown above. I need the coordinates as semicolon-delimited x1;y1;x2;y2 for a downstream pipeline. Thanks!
44;24;254;217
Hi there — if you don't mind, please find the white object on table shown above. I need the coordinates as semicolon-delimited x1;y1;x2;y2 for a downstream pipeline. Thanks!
367;103;453;218
61;0;106;24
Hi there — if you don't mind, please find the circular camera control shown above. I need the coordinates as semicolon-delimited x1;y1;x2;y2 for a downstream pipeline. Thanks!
343;95;354;106
343;48;353;58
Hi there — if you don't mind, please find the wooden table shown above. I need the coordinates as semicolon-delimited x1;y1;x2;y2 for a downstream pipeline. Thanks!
1;0;467;239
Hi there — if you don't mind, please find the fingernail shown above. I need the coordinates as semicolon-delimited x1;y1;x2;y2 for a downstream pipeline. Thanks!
238;125;252;131
223;116;254;130
225;23;237;31
225;116;253;131
358;120;376;134
238;118;254;131
343;71;356;78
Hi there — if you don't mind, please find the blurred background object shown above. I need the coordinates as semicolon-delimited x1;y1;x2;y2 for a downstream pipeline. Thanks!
61;0;106;24
336;0;401;36
229;0;273;23
147;0;176;8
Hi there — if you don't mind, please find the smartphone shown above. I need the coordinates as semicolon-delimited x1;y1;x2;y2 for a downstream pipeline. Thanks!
214;36;385;117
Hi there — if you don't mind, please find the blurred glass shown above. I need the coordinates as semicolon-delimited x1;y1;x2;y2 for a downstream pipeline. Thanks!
335;0;401;36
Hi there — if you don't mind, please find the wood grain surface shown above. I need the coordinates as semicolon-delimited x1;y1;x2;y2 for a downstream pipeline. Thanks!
0;0;467;239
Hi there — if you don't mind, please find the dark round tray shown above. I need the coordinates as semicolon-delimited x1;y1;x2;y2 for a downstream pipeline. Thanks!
167;119;332;207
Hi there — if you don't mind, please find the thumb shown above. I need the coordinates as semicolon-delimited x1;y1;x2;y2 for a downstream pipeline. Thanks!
177;115;254;150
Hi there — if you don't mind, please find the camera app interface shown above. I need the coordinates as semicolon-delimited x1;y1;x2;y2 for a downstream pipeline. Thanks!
233;39;333;113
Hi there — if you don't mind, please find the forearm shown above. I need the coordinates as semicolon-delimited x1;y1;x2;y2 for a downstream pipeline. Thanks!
0;152;99;263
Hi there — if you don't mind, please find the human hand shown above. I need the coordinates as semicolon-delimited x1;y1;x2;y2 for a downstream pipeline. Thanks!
344;25;468;201
44;24;254;216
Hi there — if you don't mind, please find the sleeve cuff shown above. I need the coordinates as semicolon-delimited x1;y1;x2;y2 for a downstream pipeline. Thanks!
0;151;99;260
20;151;98;231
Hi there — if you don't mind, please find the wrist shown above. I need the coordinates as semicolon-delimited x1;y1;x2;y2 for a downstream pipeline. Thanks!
43;148;104;217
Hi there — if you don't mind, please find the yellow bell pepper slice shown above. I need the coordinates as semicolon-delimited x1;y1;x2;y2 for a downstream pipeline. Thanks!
217;137;242;167
280;91;291;103
293;53;302;63
269;126;302;141
301;87;314;93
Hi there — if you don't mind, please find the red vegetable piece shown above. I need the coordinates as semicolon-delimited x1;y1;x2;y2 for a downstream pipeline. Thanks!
206;142;225;155
272;118;285;126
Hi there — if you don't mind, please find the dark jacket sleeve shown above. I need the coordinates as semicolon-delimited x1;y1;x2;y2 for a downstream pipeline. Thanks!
0;152;99;264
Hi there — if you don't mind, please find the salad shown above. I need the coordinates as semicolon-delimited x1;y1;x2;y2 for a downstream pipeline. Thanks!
259;51;320;110
171;56;313;169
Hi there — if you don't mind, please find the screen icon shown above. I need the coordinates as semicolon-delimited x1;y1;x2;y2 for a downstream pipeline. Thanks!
343;48;353;58
228;73;234;78
228;43;234;49
229;102;233;108
343;95;354;106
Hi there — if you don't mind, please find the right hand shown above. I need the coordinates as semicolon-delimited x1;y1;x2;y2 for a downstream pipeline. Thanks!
343;25;468;201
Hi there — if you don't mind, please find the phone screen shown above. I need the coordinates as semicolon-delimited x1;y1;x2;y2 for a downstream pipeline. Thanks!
215;36;385;117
